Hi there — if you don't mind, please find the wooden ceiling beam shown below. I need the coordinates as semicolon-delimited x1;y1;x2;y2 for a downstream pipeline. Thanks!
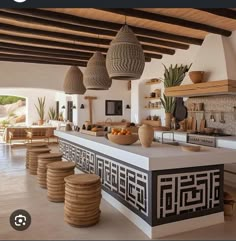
0;33;163;59
0;45;152;62
196;8;236;20
2;8;203;45
0;58;86;66
0;53;87;66
0;47;90;61
0;9;189;50
100;8;232;37
0;22;172;55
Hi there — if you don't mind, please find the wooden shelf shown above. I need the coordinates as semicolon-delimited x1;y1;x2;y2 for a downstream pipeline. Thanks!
144;97;160;100
145;79;161;85
165;80;236;97
145;107;161;110
142;119;161;127
188;110;233;114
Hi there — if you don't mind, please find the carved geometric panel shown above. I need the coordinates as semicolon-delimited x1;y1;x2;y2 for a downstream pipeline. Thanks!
156;167;223;224
59;140;149;219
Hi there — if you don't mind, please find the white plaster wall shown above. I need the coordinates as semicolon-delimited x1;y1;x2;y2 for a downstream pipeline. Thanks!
131;45;200;124
0;88;57;125
55;80;131;127
0;61;70;91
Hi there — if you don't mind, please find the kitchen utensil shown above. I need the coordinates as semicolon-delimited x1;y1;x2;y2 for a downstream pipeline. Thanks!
210;111;215;122
219;112;225;124
192;115;197;132
181;145;201;152
199;112;206;133
187;116;193;130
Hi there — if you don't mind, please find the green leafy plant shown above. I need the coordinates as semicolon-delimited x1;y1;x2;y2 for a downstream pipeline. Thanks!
34;97;46;120
0;96;25;105
48;107;57;120
162;64;192;88
0;119;10;127
161;63;191;113
161;95;176;113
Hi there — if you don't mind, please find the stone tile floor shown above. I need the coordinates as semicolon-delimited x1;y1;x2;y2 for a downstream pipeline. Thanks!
0;143;235;240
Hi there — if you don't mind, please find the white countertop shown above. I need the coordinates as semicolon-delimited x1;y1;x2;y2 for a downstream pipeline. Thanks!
55;130;236;171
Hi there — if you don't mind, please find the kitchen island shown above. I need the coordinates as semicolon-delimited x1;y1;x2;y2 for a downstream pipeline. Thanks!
55;130;236;238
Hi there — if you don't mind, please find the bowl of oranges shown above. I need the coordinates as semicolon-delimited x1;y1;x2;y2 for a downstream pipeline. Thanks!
107;128;139;145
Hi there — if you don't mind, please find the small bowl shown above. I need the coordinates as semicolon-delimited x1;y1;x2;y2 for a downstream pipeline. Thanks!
107;133;139;145
204;127;215;134
189;71;204;84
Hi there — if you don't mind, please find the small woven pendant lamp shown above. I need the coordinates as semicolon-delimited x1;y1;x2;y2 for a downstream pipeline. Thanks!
84;51;112;90
63;66;86;95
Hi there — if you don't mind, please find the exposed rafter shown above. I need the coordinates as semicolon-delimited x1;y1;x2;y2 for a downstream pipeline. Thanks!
0;33;163;59
0;54;87;66
196;8;236;20
0;22;174;55
0;44;152;62
2;8;203;45
100;8;232;37
0;9;189;50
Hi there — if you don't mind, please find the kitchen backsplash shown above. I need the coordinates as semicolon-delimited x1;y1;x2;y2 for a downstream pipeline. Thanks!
186;95;236;135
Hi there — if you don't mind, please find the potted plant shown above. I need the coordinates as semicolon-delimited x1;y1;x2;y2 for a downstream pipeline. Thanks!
35;97;46;125
48;107;57;120
161;64;191;128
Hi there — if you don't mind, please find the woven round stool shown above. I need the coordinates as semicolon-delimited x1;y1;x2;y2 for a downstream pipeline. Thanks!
64;174;101;227
37;153;63;189
28;148;51;175
25;142;48;169
47;161;76;202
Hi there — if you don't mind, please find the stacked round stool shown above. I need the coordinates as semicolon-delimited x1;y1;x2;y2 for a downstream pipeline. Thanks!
28;148;51;175
47;161;76;202
64;174;101;227
25;142;48;169
37;153;63;189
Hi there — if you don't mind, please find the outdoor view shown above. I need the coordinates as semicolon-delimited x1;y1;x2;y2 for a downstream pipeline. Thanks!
0;95;26;129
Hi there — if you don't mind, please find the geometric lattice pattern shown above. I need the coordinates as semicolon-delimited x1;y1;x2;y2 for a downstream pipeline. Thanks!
157;169;221;219
59;140;148;217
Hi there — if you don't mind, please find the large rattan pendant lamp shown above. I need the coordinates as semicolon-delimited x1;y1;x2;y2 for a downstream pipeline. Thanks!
106;24;145;80
63;66;86;95
84;51;112;90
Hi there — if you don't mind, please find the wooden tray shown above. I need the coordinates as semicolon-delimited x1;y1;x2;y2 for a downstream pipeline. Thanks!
181;145;201;152
80;129;107;136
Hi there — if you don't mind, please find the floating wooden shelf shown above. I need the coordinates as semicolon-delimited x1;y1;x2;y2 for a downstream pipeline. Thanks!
144;97;160;100
188;110;233;114
145;106;162;110
142;119;161;127
165;80;236;97
145;79;161;85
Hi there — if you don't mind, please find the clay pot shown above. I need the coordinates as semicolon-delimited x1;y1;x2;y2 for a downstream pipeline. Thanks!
38;119;44;125
189;71;204;84
138;124;154;148
165;112;172;129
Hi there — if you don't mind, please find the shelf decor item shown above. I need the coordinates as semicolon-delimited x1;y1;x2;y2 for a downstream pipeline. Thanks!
161;64;191;129
84;51;112;90
106;25;145;80
35;96;46;126
63;66;86;95
189;71;204;84
138;124;154;148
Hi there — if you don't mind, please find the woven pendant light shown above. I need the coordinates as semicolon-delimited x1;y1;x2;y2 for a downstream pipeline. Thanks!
84;51;112;90
63;66;86;95
106;25;145;80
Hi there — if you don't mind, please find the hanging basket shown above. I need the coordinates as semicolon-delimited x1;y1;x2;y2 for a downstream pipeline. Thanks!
63;66;86;95
84;52;112;90
106;25;145;80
